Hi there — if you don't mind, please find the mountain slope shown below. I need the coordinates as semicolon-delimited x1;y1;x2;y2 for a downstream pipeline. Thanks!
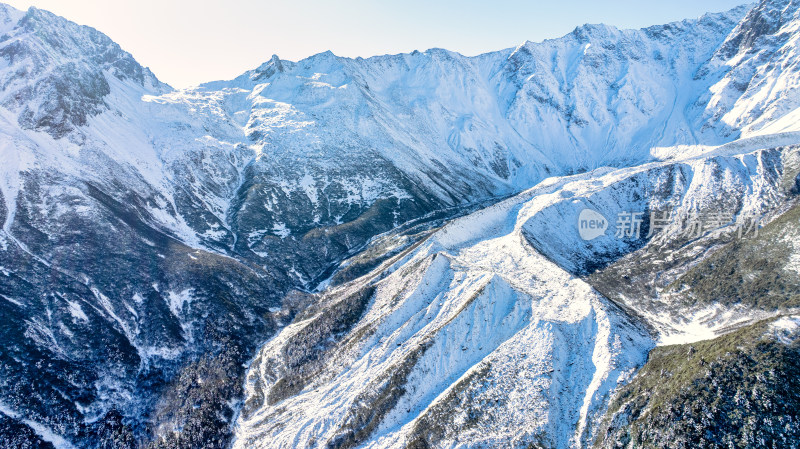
233;132;800;448
234;173;656;449
596;316;800;449
1;0;800;447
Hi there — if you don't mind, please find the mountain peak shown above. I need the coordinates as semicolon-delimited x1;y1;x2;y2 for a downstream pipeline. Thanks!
304;49;339;63
718;0;799;57
249;54;287;83
568;22;622;42
0;5;164;137
0;3;23;29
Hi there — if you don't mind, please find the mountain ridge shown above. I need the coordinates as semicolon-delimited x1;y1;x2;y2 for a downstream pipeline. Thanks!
0;0;799;447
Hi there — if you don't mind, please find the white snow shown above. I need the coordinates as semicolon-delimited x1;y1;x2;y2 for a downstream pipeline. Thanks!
166;289;195;319
234;128;800;448
784;231;800;274
132;293;144;304
0;293;23;307
0;402;76;449
2;2;800;447
166;289;196;341
234;169;656;449
647;303;779;346
770;315;800;345
0;113;36;234
271;222;291;238
66;300;89;322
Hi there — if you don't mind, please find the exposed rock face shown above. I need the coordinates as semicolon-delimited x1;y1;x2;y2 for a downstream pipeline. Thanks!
0;6;163;138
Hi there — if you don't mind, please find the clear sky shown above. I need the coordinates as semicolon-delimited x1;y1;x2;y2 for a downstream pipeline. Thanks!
5;0;749;88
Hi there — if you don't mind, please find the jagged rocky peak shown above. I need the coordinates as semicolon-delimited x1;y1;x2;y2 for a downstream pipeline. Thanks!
0;2;164;137
0;3;23;32
719;0;800;57
251;54;286;81
1;4;163;87
568;22;622;42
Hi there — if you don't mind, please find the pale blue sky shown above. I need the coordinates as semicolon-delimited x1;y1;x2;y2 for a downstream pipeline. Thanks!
6;0;749;88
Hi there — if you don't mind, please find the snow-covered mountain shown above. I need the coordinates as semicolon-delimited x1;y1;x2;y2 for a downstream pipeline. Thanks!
234;136;800;449
0;0;799;447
